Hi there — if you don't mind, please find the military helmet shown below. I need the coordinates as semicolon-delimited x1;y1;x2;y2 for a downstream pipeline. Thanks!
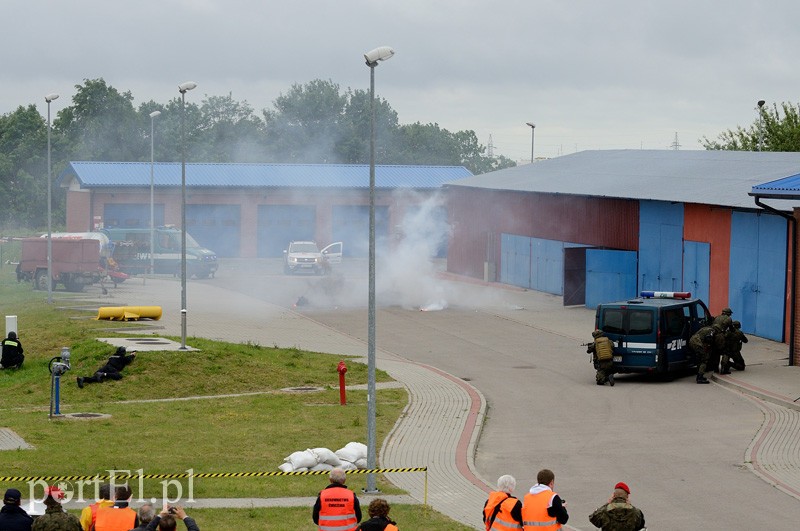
592;330;603;338
722;307;733;316
733;320;741;328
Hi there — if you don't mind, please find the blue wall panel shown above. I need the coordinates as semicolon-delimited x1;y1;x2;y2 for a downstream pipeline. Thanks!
585;250;638;309
729;211;786;340
683;241;710;305
638;200;684;292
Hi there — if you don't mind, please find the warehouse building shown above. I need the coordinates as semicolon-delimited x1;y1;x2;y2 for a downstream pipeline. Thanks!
444;150;800;364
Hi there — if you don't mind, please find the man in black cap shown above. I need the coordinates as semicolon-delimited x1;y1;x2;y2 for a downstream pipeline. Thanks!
77;346;136;388
0;488;33;531
1;331;24;369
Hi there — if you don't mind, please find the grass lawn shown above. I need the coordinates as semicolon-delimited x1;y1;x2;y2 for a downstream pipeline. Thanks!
0;267;475;529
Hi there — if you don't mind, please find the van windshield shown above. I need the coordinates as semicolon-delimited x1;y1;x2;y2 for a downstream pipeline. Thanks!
601;308;654;336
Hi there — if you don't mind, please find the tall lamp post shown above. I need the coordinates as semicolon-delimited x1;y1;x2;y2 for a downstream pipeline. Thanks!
363;45;394;493
45;93;59;304
178;82;197;350
526;122;536;163
757;100;766;152
149;110;161;284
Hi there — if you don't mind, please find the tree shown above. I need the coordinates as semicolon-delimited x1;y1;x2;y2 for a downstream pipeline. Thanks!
702;102;800;152
193;94;266;162
0;105;49;227
55;78;144;161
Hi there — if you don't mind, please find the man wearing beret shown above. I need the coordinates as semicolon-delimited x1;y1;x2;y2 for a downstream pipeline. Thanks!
0;488;33;531
588;481;645;531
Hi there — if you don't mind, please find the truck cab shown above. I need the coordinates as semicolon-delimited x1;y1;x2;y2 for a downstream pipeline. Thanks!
594;291;712;375
101;227;218;279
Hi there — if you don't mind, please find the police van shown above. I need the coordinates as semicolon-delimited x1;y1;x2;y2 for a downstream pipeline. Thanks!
594;291;711;375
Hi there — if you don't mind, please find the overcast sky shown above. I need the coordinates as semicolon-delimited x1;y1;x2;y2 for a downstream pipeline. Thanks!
3;0;799;163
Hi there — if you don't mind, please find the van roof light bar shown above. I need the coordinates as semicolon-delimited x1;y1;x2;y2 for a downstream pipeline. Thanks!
640;291;691;299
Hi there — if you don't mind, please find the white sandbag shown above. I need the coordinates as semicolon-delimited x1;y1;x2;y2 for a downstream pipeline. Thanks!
310;463;334;471
354;458;368;469
285;449;318;470
344;441;368;460
338;460;357;470
294;467;308;472
278;462;294;473
312;447;342;467
335;447;360;463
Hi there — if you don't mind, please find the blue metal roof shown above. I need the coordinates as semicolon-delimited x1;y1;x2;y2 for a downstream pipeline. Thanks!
58;162;472;189
446;149;800;209
750;172;800;198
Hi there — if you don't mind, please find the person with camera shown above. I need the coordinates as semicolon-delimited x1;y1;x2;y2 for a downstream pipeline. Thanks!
144;505;199;531
76;346;136;388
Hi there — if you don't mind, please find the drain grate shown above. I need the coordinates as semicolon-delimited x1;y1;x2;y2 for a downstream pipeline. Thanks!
281;386;324;393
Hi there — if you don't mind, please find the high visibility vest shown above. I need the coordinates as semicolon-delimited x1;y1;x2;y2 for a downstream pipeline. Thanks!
594;337;613;361
522;491;561;531
318;486;358;531
93;505;136;531
484;491;523;531
385;525;398;531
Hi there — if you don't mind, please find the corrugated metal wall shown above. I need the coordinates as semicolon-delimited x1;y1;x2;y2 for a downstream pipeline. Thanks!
445;187;639;278
683;204;731;314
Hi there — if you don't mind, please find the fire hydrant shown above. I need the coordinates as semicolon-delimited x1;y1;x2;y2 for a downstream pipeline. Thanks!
337;361;347;405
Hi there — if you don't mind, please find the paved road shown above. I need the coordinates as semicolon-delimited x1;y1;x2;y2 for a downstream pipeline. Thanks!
105;259;800;529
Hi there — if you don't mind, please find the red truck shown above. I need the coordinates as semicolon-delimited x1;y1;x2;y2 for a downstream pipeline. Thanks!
16;238;107;292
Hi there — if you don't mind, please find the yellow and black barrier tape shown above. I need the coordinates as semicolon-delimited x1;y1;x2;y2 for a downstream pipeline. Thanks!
0;467;428;483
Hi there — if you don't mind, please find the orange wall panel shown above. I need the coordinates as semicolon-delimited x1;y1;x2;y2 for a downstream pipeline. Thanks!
683;204;731;315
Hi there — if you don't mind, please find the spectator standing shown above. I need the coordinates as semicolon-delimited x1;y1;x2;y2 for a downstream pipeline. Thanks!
79;482;113;531
1;331;24;369
482;474;523;531
145;505;199;531
31;491;81;531
77;347;136;388
312;468;362;531
130;503;156;531
522;469;568;530
94;485;137;530
588;482;645;531
0;488;33;531
356;498;398;530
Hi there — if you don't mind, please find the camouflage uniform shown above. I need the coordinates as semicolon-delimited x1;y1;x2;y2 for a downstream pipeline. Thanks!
588;330;615;386
689;325;717;383
710;308;733;373
31;500;81;531
588;495;646;531
721;320;748;373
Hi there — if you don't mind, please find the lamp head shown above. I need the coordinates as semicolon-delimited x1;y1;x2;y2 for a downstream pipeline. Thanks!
364;46;395;66
757;100;766;108
178;81;198;93
45;93;60;103
526;122;536;129
150;111;162;118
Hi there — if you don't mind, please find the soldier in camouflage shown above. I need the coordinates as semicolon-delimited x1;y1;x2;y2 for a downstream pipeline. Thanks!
721;320;748;374
588;482;645;531
689;324;718;384
31;493;81;531
588;330;616;386
709;308;733;373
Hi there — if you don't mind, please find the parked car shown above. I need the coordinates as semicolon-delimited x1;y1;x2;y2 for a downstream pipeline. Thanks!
283;241;342;275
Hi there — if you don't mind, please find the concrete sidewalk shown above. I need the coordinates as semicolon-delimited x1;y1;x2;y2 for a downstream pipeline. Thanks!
75;273;800;528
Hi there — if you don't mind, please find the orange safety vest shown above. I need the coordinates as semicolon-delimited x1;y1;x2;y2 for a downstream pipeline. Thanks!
484;491;523;531
318;486;358;531
93;505;137;531
522;491;561;531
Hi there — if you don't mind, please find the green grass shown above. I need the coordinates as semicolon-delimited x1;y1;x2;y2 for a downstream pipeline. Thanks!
0;269;473;529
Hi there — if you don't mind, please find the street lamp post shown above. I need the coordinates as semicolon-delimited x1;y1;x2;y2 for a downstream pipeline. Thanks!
363;45;394;493
526;122;536;163
149;111;161;284
757;100;766;152
178;82;197;350
45;93;59;304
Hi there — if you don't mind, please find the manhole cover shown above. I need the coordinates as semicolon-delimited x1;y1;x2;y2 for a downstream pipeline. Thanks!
280;386;324;393
63;412;112;420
